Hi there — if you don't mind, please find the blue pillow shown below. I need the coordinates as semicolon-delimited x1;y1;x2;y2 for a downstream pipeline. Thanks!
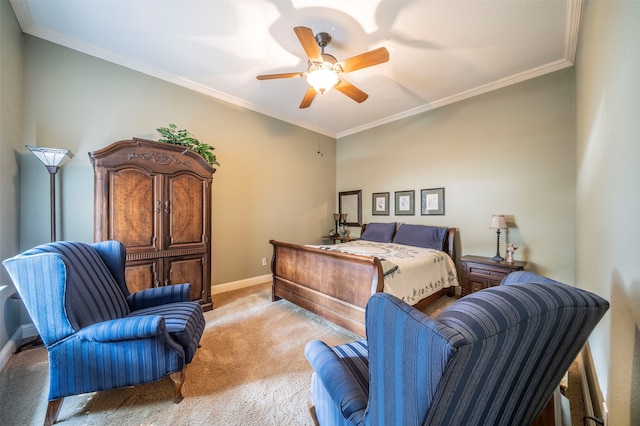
360;222;397;243
392;224;448;250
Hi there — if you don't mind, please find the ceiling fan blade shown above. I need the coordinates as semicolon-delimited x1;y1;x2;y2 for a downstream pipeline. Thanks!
256;72;304;80
335;79;369;103
294;26;323;63
299;86;317;109
335;47;389;73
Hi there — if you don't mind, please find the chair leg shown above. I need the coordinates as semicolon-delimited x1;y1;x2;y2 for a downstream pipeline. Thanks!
170;369;185;403
308;398;319;426
44;398;63;426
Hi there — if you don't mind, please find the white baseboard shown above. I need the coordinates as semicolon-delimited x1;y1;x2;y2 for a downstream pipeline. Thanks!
211;274;271;295
22;323;38;338
579;342;608;426
0;324;37;372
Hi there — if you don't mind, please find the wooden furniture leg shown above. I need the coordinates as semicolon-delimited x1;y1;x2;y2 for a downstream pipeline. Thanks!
170;369;185;403
45;398;63;426
307;398;319;426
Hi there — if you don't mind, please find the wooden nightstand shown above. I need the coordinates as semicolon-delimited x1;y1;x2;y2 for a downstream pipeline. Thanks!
322;235;357;244
460;255;527;296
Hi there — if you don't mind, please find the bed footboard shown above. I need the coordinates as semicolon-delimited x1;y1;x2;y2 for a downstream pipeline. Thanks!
269;240;384;336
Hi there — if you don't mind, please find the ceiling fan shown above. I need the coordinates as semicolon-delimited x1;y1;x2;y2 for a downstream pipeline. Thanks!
256;26;389;109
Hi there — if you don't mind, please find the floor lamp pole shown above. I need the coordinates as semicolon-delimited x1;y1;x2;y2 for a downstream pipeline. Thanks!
49;172;56;242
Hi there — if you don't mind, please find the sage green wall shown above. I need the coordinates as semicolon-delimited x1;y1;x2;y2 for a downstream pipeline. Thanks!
20;36;336;285
575;1;640;424
0;0;24;352
337;69;575;283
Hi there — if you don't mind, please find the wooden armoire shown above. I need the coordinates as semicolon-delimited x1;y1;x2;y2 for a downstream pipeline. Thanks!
89;138;215;311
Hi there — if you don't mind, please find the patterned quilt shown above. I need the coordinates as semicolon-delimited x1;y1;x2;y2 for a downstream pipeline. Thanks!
312;240;459;305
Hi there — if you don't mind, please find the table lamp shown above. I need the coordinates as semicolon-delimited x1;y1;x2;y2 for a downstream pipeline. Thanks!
489;214;508;261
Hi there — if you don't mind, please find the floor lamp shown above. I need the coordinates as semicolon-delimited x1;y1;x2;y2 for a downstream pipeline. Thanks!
26;145;74;242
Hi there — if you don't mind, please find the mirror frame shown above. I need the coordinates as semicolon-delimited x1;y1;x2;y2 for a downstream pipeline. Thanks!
339;190;362;227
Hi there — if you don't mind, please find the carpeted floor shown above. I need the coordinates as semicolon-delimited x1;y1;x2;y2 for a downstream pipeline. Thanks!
0;283;584;425
0;283;364;425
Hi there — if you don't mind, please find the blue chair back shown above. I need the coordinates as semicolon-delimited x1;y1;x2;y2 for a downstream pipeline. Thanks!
306;273;609;425
423;280;608;424
4;241;130;345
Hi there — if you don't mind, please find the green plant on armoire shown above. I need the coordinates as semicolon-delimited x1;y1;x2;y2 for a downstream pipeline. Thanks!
156;123;220;167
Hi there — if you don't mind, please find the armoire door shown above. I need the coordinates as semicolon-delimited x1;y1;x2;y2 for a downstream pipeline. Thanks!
164;254;209;306
124;258;160;293
165;172;209;250
108;167;162;253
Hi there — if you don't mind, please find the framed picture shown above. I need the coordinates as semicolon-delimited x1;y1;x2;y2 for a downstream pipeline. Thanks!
421;187;445;215
394;190;415;215
372;192;390;215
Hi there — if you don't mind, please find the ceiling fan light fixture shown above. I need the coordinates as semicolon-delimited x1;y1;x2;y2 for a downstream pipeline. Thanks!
257;26;388;108
307;67;339;94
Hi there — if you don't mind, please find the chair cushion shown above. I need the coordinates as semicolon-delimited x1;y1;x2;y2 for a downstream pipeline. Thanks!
129;301;203;348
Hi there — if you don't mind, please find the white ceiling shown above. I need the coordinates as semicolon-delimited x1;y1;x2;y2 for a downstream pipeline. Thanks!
10;0;580;138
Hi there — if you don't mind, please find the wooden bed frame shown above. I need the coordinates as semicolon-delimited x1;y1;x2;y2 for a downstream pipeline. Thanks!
269;227;457;336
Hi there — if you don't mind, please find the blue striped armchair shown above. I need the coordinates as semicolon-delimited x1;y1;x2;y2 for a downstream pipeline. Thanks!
3;241;206;426
305;271;609;425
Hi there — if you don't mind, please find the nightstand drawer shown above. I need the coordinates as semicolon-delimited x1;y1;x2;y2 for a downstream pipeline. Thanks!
467;264;510;280
460;255;527;296
469;279;491;294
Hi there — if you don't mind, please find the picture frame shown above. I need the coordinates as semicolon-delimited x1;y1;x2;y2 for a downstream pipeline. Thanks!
421;187;445;215
394;190;415;215
372;192;390;215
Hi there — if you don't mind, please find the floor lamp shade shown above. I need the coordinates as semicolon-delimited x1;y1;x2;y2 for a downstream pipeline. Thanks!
26;145;74;242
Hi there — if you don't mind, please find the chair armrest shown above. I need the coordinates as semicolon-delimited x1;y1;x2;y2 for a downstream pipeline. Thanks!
304;340;369;424
127;283;191;310
365;293;457;425
76;316;166;342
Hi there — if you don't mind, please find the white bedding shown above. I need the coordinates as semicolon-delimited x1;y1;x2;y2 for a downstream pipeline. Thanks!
312;240;459;305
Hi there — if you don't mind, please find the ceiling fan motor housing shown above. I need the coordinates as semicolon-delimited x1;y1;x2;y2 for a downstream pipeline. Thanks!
315;32;332;50
308;53;337;71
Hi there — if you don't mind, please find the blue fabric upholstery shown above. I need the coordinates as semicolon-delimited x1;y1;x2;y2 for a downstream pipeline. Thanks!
306;272;609;425
3;240;205;404
500;269;561;286
127;283;192;310
17;241;130;331
306;340;369;425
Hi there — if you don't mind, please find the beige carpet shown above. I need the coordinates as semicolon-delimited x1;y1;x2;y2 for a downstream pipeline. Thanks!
0;284;584;425
0;283;367;425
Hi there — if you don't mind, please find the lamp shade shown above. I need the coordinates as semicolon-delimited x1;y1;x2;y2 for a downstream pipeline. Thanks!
307;68;339;94
489;215;507;229
26;145;74;174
